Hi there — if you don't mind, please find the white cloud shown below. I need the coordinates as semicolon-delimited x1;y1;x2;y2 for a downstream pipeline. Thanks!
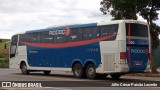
0;0;110;39
0;0;159;39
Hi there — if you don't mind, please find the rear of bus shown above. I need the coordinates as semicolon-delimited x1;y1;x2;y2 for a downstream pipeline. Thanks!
125;21;150;72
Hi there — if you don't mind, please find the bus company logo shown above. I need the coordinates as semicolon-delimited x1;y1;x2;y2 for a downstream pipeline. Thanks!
65;27;70;36
131;49;145;54
49;27;70;36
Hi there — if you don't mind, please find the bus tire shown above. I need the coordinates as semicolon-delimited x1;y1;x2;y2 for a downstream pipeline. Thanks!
86;63;96;79
73;63;84;78
21;63;29;75
110;74;121;80
43;71;51;75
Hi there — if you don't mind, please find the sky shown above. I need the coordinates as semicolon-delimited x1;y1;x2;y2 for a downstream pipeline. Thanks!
0;0;159;39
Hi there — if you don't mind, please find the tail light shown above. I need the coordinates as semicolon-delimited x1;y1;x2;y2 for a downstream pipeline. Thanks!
120;52;126;60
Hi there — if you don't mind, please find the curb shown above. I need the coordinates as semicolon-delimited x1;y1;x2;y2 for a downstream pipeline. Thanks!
126;72;160;77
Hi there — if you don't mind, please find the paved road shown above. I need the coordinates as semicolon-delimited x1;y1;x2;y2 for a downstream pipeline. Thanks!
0;68;160;90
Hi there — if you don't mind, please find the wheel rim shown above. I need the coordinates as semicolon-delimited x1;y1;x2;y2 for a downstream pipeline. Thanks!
22;65;27;73
75;67;81;76
88;67;95;77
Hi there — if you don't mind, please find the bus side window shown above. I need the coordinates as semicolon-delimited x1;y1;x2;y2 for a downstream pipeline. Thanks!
10;35;18;58
54;34;66;43
68;28;82;42
92;27;100;39
82;27;99;40
100;24;118;40
19;34;30;45
30;33;41;43
83;27;92;40
41;31;54;43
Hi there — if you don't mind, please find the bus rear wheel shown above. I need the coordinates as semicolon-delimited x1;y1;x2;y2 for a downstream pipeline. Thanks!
43;71;51;75
86;63;96;79
21;63;29;75
73;63;84;78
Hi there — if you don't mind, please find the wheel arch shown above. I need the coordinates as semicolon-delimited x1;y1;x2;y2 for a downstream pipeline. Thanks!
84;60;96;69
71;60;83;70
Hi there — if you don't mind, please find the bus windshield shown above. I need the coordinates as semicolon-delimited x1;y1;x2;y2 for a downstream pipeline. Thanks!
126;23;148;37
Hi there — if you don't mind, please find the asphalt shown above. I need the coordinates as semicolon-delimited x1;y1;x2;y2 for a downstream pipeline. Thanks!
0;68;160;90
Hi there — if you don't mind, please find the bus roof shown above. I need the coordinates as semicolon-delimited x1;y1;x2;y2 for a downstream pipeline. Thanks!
26;23;97;33
17;20;147;34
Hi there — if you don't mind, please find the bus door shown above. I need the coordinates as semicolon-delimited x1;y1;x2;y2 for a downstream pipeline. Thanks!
126;23;149;72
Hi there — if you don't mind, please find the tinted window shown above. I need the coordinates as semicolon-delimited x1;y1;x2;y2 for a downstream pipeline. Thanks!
68;28;82;42
10;35;18;58
29;33;41;43
126;23;148;37
41;31;54;43
100;24;118;37
12;35;18;45
82;26;99;40
99;24;118;41
19;34;30;44
54;34;66;43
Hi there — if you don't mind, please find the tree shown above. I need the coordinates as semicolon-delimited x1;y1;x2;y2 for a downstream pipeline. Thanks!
100;0;160;73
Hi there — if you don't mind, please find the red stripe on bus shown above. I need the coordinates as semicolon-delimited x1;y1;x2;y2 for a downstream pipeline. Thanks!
21;34;116;48
127;23;131;44
127;23;131;64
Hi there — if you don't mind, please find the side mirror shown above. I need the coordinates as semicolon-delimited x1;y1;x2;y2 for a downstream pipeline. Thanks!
4;43;7;49
4;41;11;49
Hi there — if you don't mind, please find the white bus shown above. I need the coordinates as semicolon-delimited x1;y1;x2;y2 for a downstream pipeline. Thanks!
8;20;151;79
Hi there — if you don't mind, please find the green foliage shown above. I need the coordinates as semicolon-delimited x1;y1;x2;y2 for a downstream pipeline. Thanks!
150;23;160;49
0;39;10;68
0;39;10;50
153;45;160;68
100;0;160;21
0;58;9;68
100;0;160;49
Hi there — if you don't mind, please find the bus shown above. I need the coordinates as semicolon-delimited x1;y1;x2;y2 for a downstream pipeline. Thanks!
8;20;151;79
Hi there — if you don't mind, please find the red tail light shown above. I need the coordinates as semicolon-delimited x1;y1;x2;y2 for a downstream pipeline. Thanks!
120;52;126;60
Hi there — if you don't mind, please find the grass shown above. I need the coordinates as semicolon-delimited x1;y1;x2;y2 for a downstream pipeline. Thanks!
0;39;10;50
0;58;9;68
0;39;10;68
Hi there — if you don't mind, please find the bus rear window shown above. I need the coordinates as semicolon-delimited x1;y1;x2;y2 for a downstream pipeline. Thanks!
126;23;148;37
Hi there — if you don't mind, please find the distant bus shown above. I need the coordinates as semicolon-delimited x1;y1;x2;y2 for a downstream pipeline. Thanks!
9;20;151;79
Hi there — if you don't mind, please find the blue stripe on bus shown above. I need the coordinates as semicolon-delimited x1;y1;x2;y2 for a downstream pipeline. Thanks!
26;23;97;33
26;42;101;68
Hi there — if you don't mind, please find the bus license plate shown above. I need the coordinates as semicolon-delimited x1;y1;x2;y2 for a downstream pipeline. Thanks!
134;61;141;66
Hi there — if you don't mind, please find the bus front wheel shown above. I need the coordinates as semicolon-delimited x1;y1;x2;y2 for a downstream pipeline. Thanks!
21;63;29;75
73;63;84;78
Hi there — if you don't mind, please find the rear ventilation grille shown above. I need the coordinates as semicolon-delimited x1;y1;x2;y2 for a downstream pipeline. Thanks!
103;54;116;71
